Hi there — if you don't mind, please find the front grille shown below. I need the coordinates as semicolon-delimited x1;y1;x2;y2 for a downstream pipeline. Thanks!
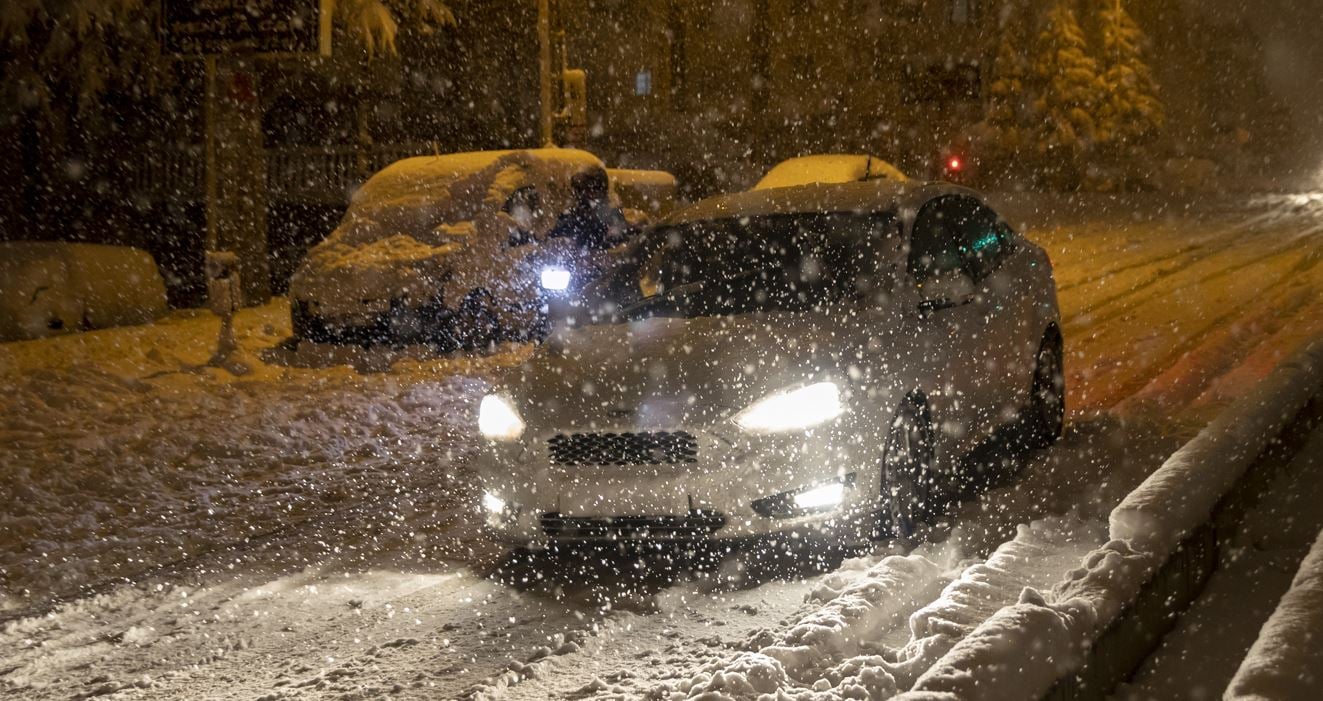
540;510;726;539
547;431;698;466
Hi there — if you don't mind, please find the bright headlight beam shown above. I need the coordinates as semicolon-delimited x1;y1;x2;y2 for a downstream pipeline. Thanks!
792;482;846;511
478;395;525;440
540;267;572;291
734;381;844;433
482;491;506;514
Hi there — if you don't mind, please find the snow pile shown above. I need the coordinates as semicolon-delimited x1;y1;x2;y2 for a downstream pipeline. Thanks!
0;242;167;341
653;517;1101;700
892;340;1323;701
901;592;1096;701
1111;338;1323;554
1224;527;1323;701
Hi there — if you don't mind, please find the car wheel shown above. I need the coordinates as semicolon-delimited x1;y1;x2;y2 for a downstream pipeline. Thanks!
290;300;328;343
1025;331;1066;448
454;289;501;351
877;397;936;540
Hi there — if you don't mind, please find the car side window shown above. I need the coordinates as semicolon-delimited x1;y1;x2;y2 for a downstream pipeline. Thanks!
502;186;542;247
959;201;1005;281
909;196;968;283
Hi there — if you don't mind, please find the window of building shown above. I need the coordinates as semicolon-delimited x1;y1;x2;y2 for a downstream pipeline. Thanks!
635;70;653;96
949;0;980;25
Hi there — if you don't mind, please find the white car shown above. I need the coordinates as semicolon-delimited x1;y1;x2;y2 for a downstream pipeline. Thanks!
474;181;1063;548
289;148;653;348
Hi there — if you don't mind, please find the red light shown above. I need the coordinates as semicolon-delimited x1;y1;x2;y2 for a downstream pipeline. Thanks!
947;156;963;172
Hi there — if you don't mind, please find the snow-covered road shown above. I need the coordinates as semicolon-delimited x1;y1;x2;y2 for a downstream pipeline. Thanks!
2;194;1323;700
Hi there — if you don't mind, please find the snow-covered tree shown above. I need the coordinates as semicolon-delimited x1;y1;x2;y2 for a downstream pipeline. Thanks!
970;1;1035;171
0;0;456;112
1095;0;1165;149
1030;0;1107;181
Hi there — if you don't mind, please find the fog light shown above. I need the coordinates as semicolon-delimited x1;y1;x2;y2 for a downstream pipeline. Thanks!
793;482;845;510
751;474;855;518
540;267;571;291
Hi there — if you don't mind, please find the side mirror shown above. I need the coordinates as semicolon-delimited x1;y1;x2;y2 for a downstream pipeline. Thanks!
915;272;975;318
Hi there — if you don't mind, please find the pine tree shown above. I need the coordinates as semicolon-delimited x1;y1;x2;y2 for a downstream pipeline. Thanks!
1096;0;1165;150
1030;0;1107;175
976;2;1034;166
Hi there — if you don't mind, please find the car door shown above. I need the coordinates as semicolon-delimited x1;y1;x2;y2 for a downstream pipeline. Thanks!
899;194;994;457
954;198;1039;425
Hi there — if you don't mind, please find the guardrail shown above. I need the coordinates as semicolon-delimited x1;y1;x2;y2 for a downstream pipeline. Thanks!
893;339;1323;701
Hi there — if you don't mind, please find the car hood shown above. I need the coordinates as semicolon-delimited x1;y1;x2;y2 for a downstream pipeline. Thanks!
499;311;856;429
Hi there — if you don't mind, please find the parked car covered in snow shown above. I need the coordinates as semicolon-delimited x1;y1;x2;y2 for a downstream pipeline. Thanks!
289;148;658;348
474;180;1063;548
0;242;168;342
753;154;907;191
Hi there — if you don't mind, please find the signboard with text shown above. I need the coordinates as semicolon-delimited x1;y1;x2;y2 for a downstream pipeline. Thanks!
163;0;330;57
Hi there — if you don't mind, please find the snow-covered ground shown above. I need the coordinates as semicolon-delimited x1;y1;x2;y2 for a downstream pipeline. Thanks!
2;194;1322;699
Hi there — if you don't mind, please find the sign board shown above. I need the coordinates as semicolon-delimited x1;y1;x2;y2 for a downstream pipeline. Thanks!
163;0;331;57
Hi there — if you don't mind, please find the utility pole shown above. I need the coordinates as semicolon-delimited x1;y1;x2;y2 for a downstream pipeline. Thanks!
538;0;555;147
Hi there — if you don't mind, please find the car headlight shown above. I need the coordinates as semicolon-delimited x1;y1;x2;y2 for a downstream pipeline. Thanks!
752;474;855;518
482;491;507;514
734;381;844;433
540;267;572;291
479;395;525;440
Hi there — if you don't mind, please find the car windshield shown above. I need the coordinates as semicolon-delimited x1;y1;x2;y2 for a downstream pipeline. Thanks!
613;211;897;321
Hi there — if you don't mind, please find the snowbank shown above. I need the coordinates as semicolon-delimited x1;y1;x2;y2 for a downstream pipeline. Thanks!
889;339;1323;701
1111;338;1323;554
900;591;1095;701
1224;527;1323;701
0;242;167;342
656;517;1101;699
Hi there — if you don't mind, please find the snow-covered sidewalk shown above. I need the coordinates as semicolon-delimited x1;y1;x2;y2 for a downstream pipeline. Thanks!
1116;422;1323;700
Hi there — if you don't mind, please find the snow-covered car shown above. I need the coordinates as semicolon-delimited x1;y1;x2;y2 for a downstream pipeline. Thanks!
753;154;907;191
474;180;1064;549
289;148;650;348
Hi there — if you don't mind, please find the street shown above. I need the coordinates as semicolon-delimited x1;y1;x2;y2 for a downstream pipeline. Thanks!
2;193;1323;700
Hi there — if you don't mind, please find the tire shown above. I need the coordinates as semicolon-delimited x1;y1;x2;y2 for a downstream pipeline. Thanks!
1025;331;1066;448
877;397;937;540
290;300;329;343
453;289;501;351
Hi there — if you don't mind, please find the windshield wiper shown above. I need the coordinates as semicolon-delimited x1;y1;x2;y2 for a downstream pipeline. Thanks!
621;280;707;317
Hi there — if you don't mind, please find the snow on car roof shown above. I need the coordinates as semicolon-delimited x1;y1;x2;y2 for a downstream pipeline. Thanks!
665;180;968;227
753;154;908;191
352;147;605;209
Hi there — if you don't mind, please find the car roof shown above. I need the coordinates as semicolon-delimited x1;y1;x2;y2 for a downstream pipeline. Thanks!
663;180;979;227
753;154;908;190
356;147;605;204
